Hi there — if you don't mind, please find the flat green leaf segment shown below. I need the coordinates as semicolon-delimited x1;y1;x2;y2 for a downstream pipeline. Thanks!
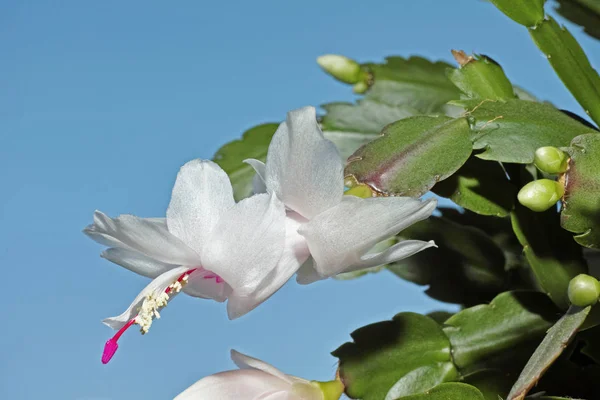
390;215;507;306
555;0;600;40
489;0;545;26
212;123;278;200
562;134;600;248
345;116;472;196
333;313;456;400
507;305;591;400
442;291;558;368
363;56;461;113
511;202;587;310
394;383;485;400
529;16;600;126
448;52;515;100
460;99;594;163
432;157;517;217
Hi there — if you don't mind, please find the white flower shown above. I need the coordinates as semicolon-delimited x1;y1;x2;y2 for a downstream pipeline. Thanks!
247;106;437;283
174;350;341;400
84;160;306;362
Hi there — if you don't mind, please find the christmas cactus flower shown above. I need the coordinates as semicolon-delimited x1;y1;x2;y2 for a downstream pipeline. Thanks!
84;159;301;363
174;350;344;400
246;106;437;283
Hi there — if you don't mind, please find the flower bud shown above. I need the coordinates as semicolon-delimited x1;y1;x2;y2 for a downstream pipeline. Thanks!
517;179;565;212
344;183;375;198
317;54;363;84
352;81;369;94
534;146;568;174
568;274;600;307
312;379;344;400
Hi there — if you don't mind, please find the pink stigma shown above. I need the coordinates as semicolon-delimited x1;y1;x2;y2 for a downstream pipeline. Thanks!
102;338;118;364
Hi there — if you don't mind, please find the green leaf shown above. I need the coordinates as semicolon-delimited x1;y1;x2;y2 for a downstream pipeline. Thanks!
389;216;507;306
462;369;515;400
507;305;591;400
555;0;600;40
345;116;472;196
212;123;279;200
529;16;600;127
393;383;485;400
561;133;600;248
333;312;456;400
442;291;559;368
448;52;516;100
489;0;546;27
432;157;517;217
364;56;461;113
511;203;587;309
458;99;594;163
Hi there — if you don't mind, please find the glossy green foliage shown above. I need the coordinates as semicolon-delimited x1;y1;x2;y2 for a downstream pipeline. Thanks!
333;313;456;400
489;0;545;26
345;116;472;196
511;203;587;309
529;16;600;126
458;99;594;163
394;383;485;400
212;123;278;200
432;157;517;217
442;291;558;368
363;56;461;113
390;216;508;306
562;134;600;248
448;52;515;100
507;305;591;400
555;0;600;40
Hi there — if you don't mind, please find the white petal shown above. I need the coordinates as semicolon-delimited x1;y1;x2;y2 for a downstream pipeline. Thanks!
295;258;325;285
101;248;175;278
102;266;189;330
227;213;310;319
265;106;344;219
231;350;293;383
299;196;437;278
184;268;233;302
85;211;200;266
347;240;436;272
202;193;286;295
174;369;290;400
244;159;267;194
167;159;235;255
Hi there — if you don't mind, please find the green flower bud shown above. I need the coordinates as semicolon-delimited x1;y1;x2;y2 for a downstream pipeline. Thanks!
344;183;375;198
312;379;345;400
534;146;568;174
517;179;565;212
317;54;363;84
568;274;600;307
352;81;369;94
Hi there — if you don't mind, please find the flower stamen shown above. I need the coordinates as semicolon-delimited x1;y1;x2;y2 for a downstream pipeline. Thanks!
101;267;200;364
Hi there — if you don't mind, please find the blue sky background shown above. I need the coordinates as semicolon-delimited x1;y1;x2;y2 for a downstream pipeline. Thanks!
1;1;598;399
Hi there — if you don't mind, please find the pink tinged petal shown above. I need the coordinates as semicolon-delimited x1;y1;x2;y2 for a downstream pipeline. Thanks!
244;159;267;194
183;269;233;302
231;350;294;383
174;370;291;400
227;213;310;319
102;266;189;330
202;193;286;296
167;159;236;255
85;211;200;266
347;240;437;272
101;248;176;278
299;196;437;278
265;106;344;219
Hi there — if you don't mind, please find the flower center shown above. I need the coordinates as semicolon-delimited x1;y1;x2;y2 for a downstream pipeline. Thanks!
101;268;224;364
